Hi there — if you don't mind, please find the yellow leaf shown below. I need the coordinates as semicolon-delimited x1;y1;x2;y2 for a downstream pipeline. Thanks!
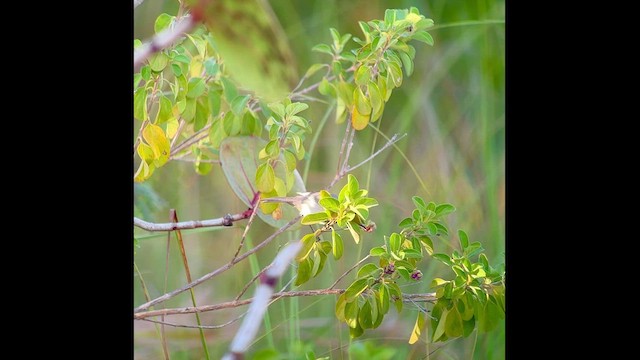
136;143;155;163
134;161;155;182
165;119;180;139
351;105;370;131
409;312;425;344
142;123;170;167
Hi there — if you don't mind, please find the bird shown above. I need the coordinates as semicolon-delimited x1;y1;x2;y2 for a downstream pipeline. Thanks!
260;192;323;216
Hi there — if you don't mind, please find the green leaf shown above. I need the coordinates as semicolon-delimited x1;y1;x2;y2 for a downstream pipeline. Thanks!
195;154;213;175
335;293;348;322
301;212;329;225
305;63;327;78
389;233;401;254
387;60;403;87
413;30;434;46
186;78;205;99
223;112;240;136
140;65;151;82
353;86;371;116
379;285;390;315
432;253;452;266
458;229;469;249
445;306;463;338
231;95;250;117
137;143;155;163
332;229;343;260
134;88;148;121
409;312;425;344
295;257;313;286
311;250;327;278
221;77;238;104
430;278;448;289
358;298;373;329
367;81;383;122
478;253;489;269
403;249;422;259
155;95;173;124
240;112;259;136
264;139;280;159
346;222;360;244
267;103;286;119
286;102;309;116
345;299;359;328
369;247;387;257
432;307;448;342
419;236;434;255
209;119;225;148
399;51;413;76
173;54;190;64
312;43;333;55
142;123;170;166
296;233;317;262
357;264;379;278
319;197;339;212
256;163;275;193
435;203;456;216
355;66;371;87
347;174;360;195
345;278;369;302
462;317;476;338
412;196;427;212
426;222;438;235
149;52;169;72
194;97;209;131
318;77;335;97
154;13;173;33
204;59;218;76
398;217;413;228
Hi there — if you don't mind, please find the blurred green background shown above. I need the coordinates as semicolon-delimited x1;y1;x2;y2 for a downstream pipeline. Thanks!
134;0;504;359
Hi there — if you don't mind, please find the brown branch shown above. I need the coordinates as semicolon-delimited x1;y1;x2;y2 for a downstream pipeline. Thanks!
134;211;249;232
234;264;271;301
140;317;242;330
134;15;197;71
169;124;212;157
134;215;302;313
232;193;261;261
134;289;437;319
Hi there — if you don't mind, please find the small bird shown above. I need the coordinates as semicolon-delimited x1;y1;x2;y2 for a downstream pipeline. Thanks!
261;192;323;216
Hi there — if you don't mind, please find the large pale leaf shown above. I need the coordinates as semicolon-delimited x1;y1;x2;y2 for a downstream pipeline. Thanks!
219;136;306;229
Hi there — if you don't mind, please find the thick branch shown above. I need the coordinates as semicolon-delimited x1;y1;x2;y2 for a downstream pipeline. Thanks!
134;211;250;232
134;215;302;313
134;290;437;319
223;242;302;359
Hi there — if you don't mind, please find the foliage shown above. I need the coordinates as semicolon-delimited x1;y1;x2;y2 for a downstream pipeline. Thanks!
134;2;505;357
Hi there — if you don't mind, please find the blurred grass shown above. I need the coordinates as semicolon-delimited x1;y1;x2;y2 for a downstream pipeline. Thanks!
134;0;504;358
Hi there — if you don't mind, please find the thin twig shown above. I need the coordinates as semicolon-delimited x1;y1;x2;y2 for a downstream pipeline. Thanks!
141;317;242;330
334;123;352;181
329;255;371;289
171;157;221;164
170;119;186;149
134;215;302;313
134;211;249;232
234;264;272;301
134;289;437;319
349;133;406;172
232;194;261;261
170;124;212;157
134;15;196;71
